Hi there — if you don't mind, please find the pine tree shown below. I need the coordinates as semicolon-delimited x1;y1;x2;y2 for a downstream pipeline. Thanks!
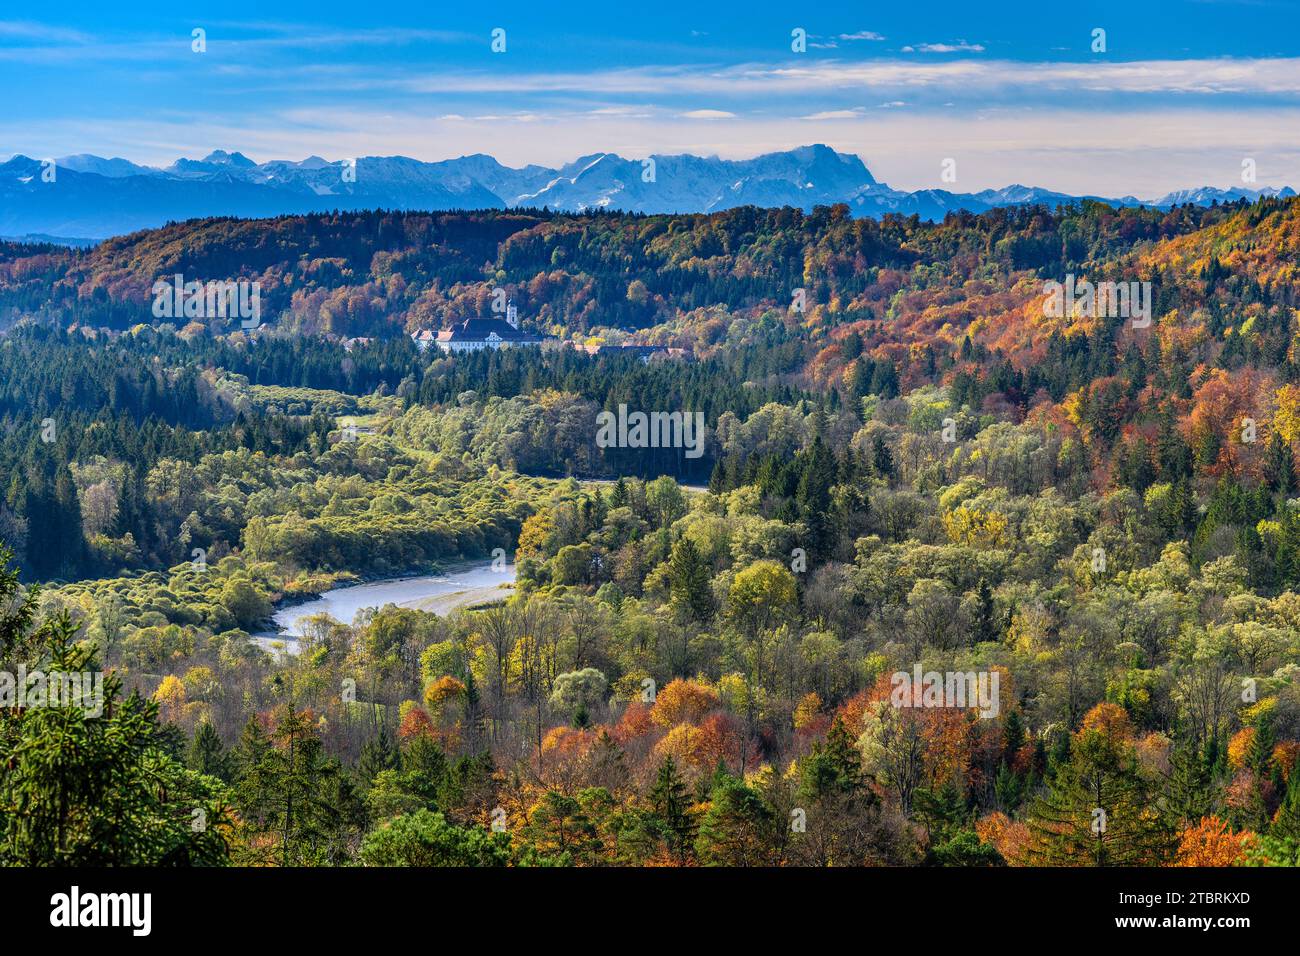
800;717;864;796
913;781;967;849
1003;709;1026;763
0;541;40;667
695;775;776;866
1267;433;1296;496
232;704;363;865
871;434;895;481
358;724;400;785
667;535;713;622
708;458;727;494
1272;767;1300;840
994;763;1024;813
0;612;229;865
973;578;998;644
1026;726;1177;866
796;437;837;558
610;477;630;509
1241;715;1278;832
1246;715;1277;778
649;756;695;861
870;359;899;399
1165;743;1216;825
400;733;449;809
189;720;233;782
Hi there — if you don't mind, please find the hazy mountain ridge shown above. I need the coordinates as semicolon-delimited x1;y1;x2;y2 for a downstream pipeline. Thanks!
0;144;1292;241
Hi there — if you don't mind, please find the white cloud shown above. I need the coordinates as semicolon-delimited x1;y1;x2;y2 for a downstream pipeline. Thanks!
394;57;1300;99
903;42;986;53
0;20;93;43
799;109;867;120
839;32;886;41
680;109;736;119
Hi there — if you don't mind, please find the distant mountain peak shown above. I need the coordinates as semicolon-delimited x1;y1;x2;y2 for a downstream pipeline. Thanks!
1;144;1294;241
201;150;256;168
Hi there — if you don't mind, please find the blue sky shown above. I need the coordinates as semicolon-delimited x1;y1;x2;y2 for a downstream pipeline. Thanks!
3;0;1299;195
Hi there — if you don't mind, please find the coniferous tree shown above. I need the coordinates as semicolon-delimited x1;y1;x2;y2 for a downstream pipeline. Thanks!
358;724;401;785
796;437;837;559
871;434;895;482
189;720;233;782
973;578;998;644
667;536;713;622
0;612;229;865
1026;722;1177;866
1266;433;1296;495
1272;767;1300;840
649;756;695;861
1164;743;1217;825
695;774;777;866
1240;715;1279;831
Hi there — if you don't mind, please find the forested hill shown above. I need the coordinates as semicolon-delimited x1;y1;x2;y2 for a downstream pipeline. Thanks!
2;198;1291;364
3;195;1299;552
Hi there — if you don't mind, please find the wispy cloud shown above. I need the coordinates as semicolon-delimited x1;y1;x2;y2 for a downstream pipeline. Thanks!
800;109;867;120
0;20;93;43
0;22;471;65
392;57;1300;99
902;41;986;53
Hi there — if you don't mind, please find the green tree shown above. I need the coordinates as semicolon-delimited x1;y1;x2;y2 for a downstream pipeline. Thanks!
695;775;777;866
523;791;602;864
930;830;1004;867
359;809;510;866
668;536;713;622
649;755;696;861
358;725;400;786
189;720;233;782
232;703;363;865
1026;722;1176;866
0;613;229;865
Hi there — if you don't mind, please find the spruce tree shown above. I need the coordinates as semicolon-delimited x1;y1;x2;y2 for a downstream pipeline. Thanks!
649;756;695;861
358;724;400;785
796;437;837;558
1164;743;1216;825
667;535;713;622
1272;768;1300;840
973;578;998;644
1026;725;1177;866
189;720;233;782
0;612;229;865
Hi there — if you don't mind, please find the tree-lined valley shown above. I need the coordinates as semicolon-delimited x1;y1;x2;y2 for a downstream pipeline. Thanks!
2;197;1299;866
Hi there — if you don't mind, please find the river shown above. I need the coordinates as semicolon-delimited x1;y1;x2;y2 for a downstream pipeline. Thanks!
251;560;514;655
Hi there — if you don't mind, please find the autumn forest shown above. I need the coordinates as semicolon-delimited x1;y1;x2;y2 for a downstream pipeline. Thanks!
1;195;1299;868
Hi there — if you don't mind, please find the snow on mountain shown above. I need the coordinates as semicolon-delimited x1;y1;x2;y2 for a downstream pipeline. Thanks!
1;145;1294;241
54;155;156;178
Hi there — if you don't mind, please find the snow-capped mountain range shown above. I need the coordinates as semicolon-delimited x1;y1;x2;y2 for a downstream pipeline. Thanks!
1;144;1293;242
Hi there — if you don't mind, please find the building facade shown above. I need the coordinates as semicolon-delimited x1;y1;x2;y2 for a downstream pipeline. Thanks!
412;303;548;354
